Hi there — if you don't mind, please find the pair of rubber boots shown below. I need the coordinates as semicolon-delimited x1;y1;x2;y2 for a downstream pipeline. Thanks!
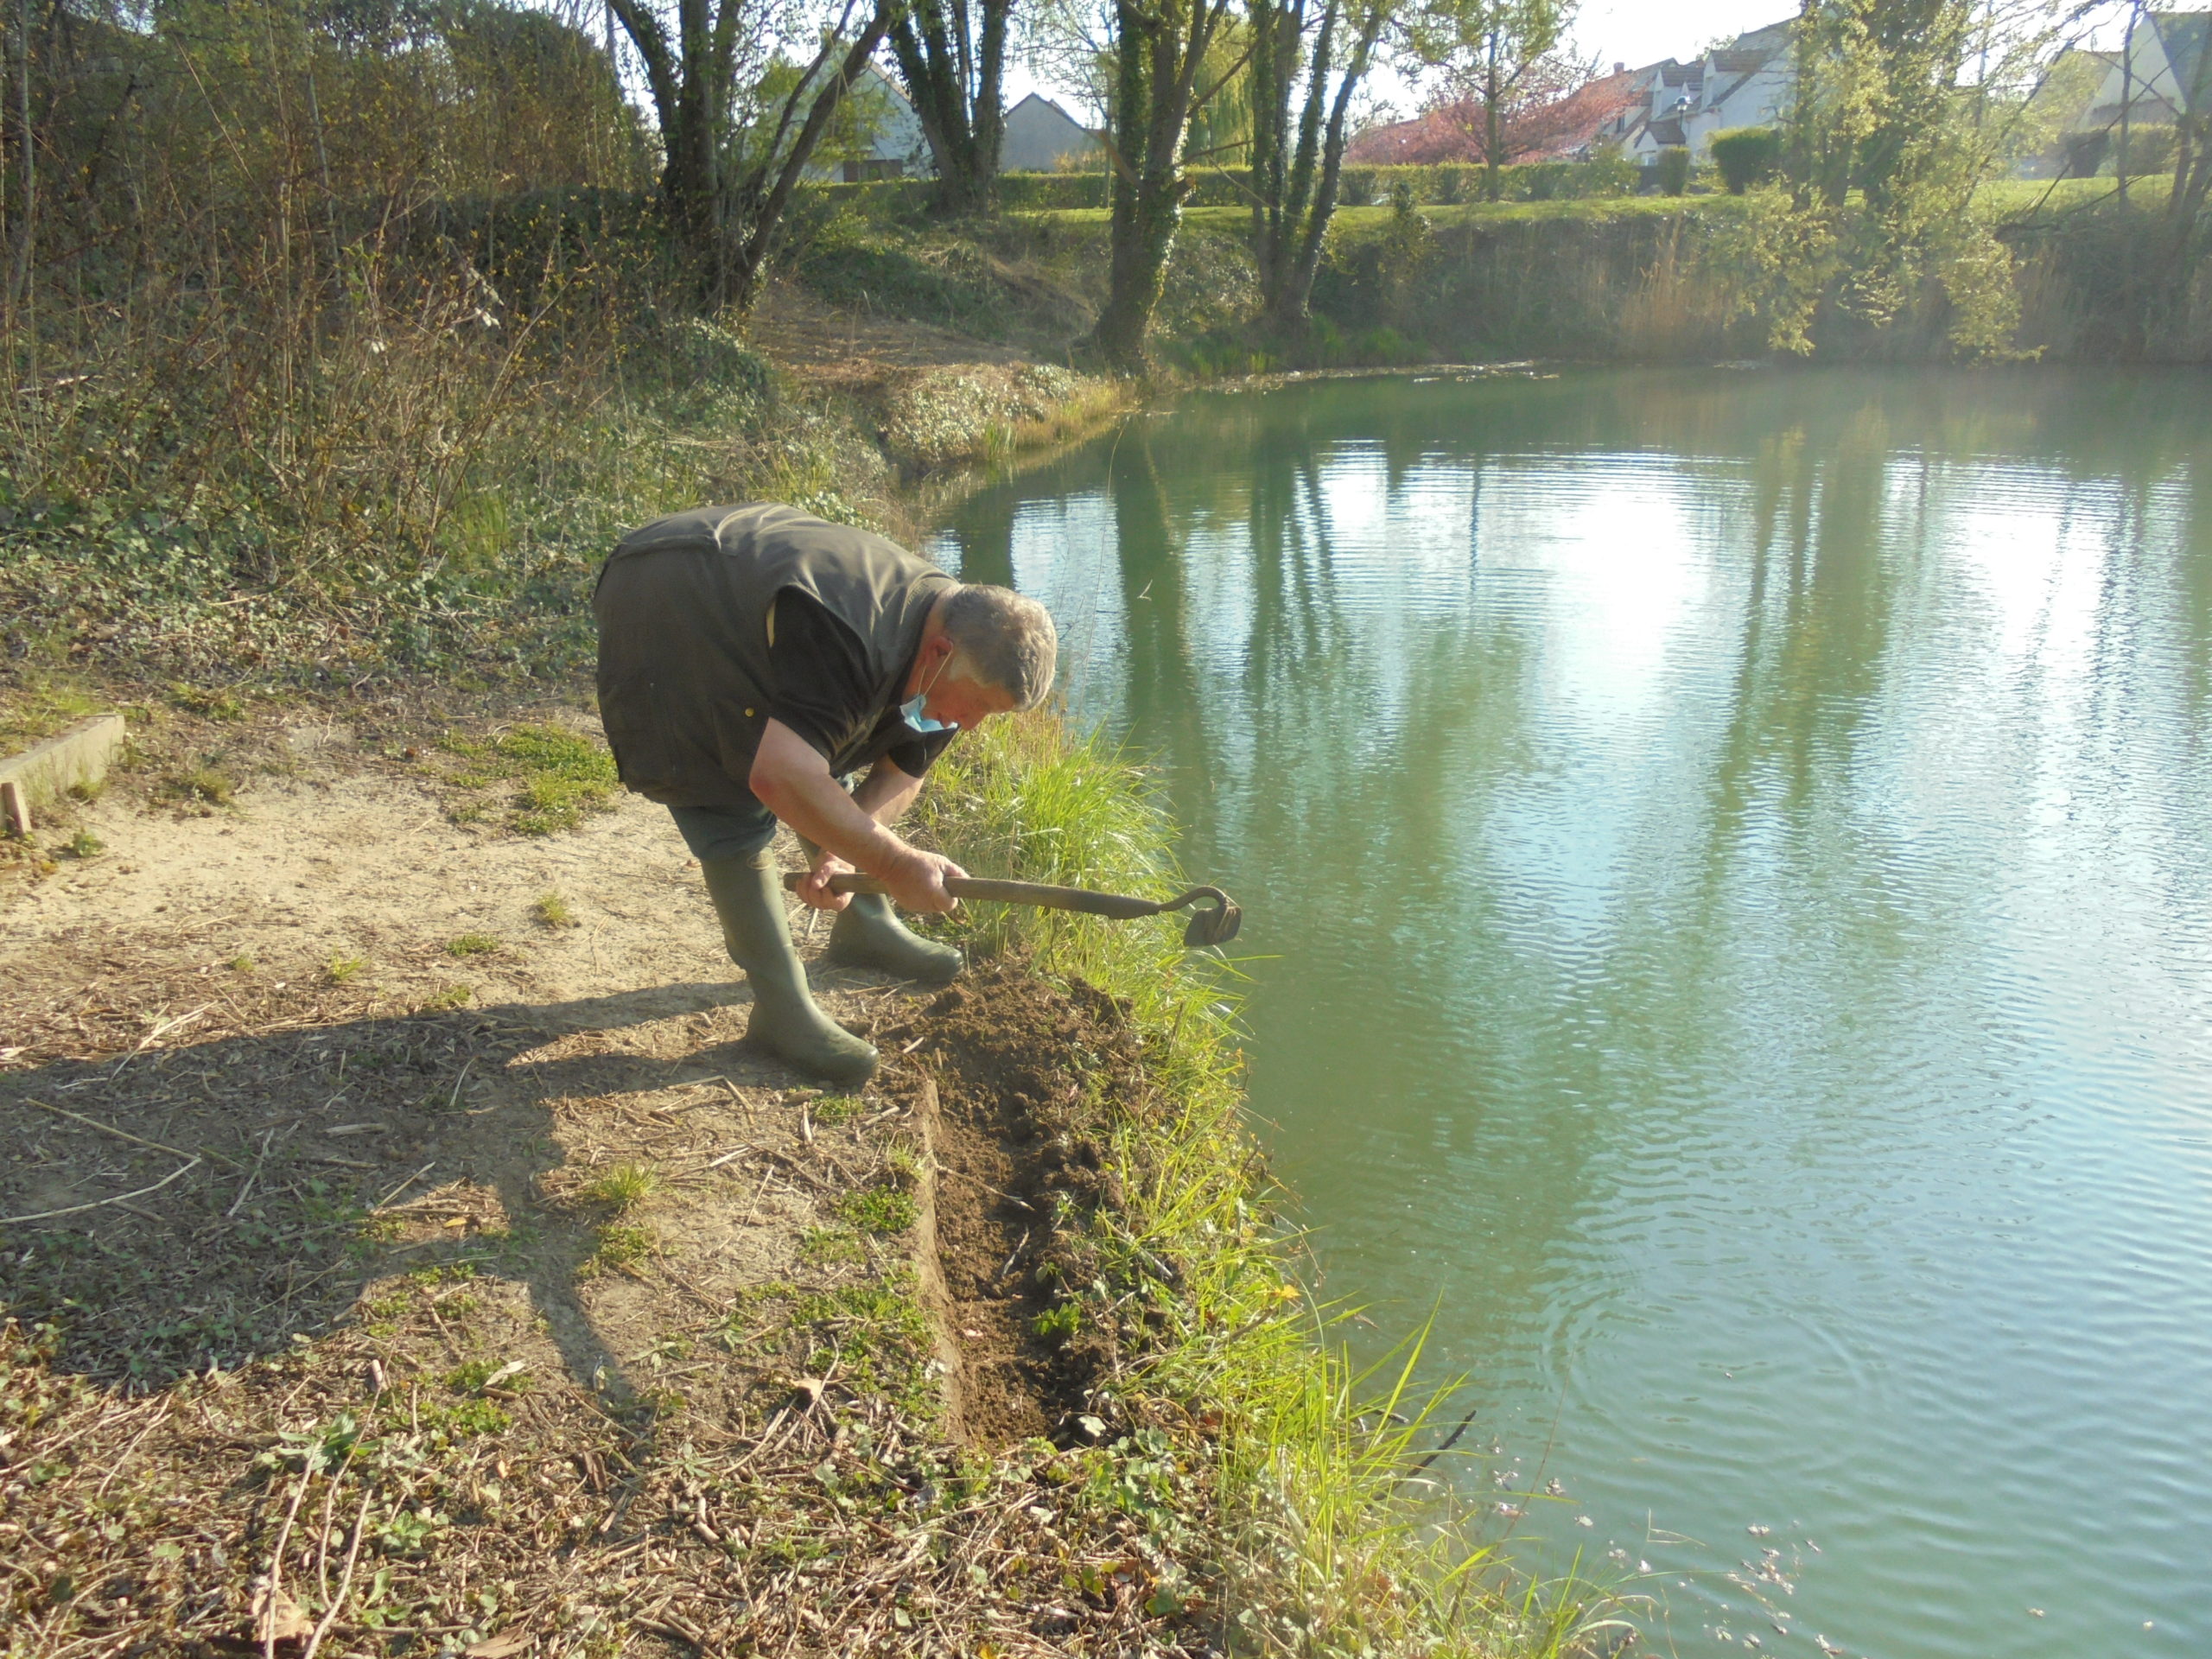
698;849;961;1086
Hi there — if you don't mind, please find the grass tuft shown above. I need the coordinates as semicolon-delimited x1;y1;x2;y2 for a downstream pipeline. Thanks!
533;889;576;928
575;1162;658;1215
63;829;105;858
324;954;366;984
833;1185;918;1236
159;766;234;807
444;932;500;957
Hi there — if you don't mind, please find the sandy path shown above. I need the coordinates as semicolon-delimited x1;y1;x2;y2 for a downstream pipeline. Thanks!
2;718;901;1032
0;713;939;1402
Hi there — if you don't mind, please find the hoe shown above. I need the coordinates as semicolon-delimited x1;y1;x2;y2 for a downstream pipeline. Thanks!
782;870;1242;948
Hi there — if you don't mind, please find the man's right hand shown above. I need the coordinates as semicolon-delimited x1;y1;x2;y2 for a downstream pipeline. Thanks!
885;849;969;914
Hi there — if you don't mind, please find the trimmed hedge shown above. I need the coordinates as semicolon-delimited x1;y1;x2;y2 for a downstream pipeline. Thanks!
801;157;1641;215
1708;127;1782;194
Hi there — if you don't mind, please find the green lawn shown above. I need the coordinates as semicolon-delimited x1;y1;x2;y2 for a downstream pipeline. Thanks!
1020;176;2156;235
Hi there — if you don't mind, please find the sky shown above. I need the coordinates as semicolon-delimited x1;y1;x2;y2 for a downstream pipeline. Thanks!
1002;1;1806;118
998;2;2167;123
1567;0;1797;73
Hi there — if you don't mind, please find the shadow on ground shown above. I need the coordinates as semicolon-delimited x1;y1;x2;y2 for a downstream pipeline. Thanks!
0;978;805;1402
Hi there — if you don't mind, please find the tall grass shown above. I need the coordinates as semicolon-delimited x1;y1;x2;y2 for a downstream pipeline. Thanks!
922;711;1618;1656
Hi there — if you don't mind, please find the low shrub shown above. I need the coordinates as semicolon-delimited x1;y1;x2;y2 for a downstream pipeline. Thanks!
1710;127;1783;194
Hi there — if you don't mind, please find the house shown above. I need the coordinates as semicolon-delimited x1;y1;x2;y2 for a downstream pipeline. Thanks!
2076;10;2210;133
1599;19;1797;163
801;64;930;182
1344;18;1797;169
1344;67;1645;165
1001;93;1100;172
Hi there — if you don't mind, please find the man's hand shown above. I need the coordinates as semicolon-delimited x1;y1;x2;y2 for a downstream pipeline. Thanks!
796;849;858;913
885;849;969;915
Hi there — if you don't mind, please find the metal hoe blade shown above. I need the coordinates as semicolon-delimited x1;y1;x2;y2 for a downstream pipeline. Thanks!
1164;887;1242;948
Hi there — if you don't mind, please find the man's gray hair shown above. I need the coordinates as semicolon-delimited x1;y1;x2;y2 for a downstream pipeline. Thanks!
942;584;1058;710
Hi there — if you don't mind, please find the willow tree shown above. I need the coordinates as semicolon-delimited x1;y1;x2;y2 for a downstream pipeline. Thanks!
1248;0;1391;330
888;0;1012;215
608;0;896;311
1078;0;1240;369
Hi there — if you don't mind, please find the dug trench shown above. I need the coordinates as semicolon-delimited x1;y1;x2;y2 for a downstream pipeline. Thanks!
0;714;1213;1655
894;969;1145;1448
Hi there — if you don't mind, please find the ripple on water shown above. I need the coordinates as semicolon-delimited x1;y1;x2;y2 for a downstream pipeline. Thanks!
940;368;2212;1659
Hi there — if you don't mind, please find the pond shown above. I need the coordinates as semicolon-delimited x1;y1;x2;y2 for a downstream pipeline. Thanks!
928;366;2212;1659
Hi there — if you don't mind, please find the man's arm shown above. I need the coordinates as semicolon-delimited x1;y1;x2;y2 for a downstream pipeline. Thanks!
748;720;964;912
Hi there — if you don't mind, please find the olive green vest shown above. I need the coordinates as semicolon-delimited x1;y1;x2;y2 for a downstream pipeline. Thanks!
593;503;955;808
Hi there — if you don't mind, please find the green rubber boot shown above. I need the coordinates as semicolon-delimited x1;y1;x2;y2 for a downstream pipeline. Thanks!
700;851;877;1086
828;892;964;986
796;836;963;986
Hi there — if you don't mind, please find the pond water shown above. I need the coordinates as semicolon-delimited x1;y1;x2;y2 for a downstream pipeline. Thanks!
928;367;2212;1659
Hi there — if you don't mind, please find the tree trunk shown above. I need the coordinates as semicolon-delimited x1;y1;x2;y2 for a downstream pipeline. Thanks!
889;0;1009;217
1251;0;1379;334
1484;34;1502;201
1080;0;1229;371
612;0;893;313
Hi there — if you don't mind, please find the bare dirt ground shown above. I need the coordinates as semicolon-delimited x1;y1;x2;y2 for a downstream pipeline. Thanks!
750;282;1033;388
0;708;1199;1657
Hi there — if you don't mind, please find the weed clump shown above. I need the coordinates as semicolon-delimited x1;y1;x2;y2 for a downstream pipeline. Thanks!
584;1223;657;1275
437;725;619;836
533;889;576;927
158;766;234;807
834;1185;917;1236
575;1162;658;1215
444;932;500;957
165;683;245;721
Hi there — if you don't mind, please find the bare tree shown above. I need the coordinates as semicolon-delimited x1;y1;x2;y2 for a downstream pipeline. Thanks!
607;0;898;311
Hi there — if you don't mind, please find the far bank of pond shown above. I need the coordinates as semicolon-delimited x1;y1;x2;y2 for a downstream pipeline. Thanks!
931;365;2212;1659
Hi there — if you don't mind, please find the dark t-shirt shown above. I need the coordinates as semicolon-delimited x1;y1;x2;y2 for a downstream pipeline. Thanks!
769;591;955;779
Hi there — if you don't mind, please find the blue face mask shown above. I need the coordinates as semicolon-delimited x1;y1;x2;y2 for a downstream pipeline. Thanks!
900;655;957;735
899;691;956;735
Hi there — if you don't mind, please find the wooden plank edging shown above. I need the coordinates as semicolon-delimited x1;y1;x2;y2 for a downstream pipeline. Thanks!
0;714;128;835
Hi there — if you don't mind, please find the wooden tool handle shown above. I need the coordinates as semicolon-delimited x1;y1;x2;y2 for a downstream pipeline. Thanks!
780;869;1163;919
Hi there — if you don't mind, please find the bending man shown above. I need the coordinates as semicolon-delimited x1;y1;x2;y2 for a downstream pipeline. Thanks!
594;502;1057;1086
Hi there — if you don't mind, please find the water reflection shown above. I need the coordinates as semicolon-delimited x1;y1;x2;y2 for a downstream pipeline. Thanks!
931;368;2212;1659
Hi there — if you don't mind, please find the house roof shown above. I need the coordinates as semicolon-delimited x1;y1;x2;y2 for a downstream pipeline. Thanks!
2157;12;2209;113
1646;115;1688;147
1007;92;1089;130
1733;20;1797;54
1345;68;1648;165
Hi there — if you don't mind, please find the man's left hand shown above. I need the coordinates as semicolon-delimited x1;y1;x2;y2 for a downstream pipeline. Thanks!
796;849;857;912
